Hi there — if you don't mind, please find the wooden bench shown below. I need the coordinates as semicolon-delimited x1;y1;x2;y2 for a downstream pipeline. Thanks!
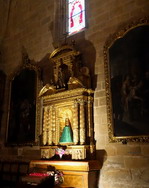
0;160;30;188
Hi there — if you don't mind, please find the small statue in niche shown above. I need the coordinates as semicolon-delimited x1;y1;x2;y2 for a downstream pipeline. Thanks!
59;118;73;145
56;59;71;89
39;45;91;97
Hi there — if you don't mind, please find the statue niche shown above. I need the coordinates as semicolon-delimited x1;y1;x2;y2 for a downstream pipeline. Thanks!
39;45;91;97
56;58;71;89
39;45;95;160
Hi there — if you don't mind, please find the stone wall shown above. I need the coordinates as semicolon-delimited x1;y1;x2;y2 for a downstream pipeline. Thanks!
0;0;149;187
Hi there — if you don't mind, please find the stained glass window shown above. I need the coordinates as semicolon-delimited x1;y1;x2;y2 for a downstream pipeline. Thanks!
67;0;86;35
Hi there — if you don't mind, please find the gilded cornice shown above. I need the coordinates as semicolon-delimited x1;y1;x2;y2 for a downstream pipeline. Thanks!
42;88;94;104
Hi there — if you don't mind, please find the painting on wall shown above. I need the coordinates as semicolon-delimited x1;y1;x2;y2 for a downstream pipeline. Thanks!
104;18;149;142
7;55;41;146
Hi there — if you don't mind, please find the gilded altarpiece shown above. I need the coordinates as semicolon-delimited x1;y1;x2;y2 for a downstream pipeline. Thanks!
39;45;95;160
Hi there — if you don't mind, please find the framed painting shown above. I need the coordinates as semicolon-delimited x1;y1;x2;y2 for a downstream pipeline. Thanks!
6;53;41;146
104;17;149;143
0;70;6;131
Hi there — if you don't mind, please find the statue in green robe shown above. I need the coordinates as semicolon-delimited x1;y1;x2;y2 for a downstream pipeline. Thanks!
59;118;73;144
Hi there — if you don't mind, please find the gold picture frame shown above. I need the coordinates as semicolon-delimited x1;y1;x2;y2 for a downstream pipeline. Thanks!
6;53;42;146
104;17;149;143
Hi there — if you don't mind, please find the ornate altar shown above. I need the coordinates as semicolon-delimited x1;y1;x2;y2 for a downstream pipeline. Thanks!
39;45;95;160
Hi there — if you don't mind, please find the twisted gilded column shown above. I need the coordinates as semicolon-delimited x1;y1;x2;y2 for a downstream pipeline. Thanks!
79;99;85;144
52;106;56;144
42;107;48;145
73;101;79;144
47;106;53;145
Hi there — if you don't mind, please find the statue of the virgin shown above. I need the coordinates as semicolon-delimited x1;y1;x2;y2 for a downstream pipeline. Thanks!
59;118;73;145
